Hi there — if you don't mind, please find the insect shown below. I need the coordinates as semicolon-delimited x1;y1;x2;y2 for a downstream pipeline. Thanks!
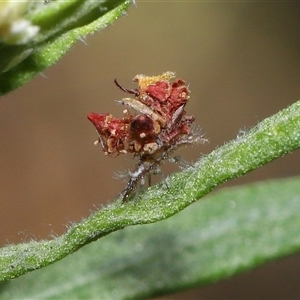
88;72;204;202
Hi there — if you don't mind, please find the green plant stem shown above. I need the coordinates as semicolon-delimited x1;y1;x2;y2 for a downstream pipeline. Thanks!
0;0;132;94
1;100;300;282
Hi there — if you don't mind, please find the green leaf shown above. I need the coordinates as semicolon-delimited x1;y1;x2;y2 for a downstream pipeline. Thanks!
2;176;300;299
0;100;300;283
0;0;132;95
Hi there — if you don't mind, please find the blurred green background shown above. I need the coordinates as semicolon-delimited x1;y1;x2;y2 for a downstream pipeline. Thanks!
1;2;300;298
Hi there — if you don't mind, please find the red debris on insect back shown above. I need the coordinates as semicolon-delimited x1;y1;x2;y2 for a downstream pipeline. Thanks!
88;72;205;202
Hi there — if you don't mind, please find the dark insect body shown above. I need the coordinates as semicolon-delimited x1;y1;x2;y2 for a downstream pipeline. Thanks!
88;72;204;202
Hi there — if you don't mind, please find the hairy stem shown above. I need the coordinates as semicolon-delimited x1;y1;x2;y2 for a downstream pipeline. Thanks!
1;100;300;282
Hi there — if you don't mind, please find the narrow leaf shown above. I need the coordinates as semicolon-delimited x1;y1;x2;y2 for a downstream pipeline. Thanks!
2;177;300;299
0;0;132;95
0;100;299;282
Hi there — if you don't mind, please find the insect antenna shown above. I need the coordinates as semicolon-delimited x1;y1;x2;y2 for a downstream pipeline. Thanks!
114;79;139;96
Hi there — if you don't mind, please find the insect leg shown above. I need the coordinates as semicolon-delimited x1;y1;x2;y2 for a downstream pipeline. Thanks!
121;160;153;203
